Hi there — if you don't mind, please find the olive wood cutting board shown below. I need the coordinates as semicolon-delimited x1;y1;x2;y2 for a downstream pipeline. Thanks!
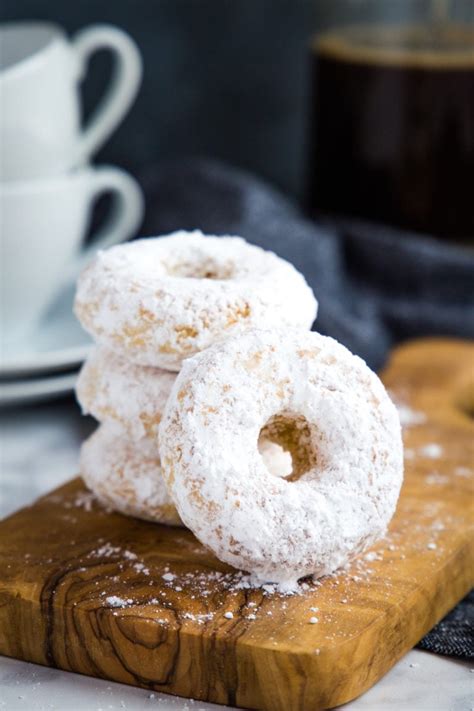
0;338;473;711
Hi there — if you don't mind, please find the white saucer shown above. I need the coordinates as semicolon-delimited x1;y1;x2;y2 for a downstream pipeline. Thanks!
0;371;78;407
1;284;92;378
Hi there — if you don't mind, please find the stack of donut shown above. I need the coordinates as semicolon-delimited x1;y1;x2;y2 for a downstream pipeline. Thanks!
75;230;317;525
75;230;403;588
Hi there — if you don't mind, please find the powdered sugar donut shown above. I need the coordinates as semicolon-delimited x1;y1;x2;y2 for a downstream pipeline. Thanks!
160;329;403;588
76;346;176;441
74;230;318;370
80;424;182;526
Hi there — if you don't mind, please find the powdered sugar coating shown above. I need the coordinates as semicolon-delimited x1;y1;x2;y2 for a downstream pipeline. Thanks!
74;231;318;370
160;329;403;587
76;346;176;441
80;424;182;526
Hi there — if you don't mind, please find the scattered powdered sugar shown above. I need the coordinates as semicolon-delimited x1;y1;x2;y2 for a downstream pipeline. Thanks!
182;612;214;624
72;491;96;512
418;443;443;459
90;542;121;558
59;490;98;512
87;542;154;581
105;596;132;608
22;495;463;637
403;443;446;463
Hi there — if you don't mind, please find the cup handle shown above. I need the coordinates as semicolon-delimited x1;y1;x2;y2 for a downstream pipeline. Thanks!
72;24;142;162
64;166;144;282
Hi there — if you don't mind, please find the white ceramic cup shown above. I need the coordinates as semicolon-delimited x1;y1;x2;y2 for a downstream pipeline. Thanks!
0;166;144;342
0;21;142;181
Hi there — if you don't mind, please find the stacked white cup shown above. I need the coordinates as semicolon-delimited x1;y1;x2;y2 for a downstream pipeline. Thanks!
0;21;144;344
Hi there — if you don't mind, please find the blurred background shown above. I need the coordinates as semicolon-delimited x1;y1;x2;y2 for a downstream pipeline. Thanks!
3;0;472;208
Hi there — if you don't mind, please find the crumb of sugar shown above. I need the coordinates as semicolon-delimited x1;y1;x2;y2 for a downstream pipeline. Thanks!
309;617;319;624
90;543;121;558
162;572;175;582
224;611;234;619
71;491;96;511
133;562;150;574
106;596;130;608
419;443;443;459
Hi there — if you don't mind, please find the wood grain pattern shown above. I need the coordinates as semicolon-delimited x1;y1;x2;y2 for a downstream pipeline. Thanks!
0;338;473;711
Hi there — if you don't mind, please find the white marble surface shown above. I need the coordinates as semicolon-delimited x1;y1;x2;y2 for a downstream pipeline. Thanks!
1;396;472;711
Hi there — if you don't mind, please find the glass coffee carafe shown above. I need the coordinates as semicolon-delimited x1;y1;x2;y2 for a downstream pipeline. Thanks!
307;0;474;242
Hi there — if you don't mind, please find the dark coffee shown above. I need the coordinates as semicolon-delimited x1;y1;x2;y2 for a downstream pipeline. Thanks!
307;24;474;241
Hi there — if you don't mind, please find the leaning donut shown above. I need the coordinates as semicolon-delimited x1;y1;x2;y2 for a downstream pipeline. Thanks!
76;346;176;441
74;231;318;370
80;424;182;526
159;328;403;588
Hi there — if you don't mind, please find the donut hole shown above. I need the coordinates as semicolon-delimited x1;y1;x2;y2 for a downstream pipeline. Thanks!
259;411;319;482
165;256;235;280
